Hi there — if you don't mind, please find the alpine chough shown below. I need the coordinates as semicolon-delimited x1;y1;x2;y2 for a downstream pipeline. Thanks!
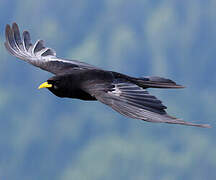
4;23;210;128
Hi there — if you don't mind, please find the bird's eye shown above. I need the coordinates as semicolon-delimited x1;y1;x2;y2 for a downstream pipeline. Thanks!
54;85;58;89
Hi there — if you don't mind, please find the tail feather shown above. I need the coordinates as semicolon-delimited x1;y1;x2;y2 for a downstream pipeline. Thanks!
136;76;184;89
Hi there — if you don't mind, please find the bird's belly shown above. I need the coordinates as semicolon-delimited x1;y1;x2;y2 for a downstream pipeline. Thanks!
67;89;96;101
50;87;96;100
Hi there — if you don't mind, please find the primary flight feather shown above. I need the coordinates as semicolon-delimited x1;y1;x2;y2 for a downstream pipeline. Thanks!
4;23;210;128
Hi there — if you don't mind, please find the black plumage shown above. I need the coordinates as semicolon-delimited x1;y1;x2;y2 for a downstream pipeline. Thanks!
4;23;210;128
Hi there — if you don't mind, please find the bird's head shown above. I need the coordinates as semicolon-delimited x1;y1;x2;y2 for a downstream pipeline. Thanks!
38;76;69;97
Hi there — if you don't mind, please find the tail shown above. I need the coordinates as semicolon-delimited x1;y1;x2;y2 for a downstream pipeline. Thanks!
136;76;185;89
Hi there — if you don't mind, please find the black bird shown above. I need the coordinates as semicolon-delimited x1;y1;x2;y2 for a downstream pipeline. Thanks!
4;23;210;128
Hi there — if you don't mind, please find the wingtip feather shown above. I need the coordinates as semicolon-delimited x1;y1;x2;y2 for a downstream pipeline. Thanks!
5;24;10;32
12;22;19;31
162;114;211;128
175;84;185;88
5;24;11;40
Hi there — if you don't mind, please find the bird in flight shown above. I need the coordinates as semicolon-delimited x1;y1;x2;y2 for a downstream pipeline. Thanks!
4;23;210;128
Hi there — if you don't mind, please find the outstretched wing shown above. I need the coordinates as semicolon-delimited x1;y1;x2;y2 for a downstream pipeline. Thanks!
85;79;210;128
5;23;100;75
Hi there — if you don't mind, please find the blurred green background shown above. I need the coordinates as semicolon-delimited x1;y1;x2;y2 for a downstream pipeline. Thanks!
0;0;215;179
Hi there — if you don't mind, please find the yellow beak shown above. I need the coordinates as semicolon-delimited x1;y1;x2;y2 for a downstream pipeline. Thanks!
38;82;52;89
